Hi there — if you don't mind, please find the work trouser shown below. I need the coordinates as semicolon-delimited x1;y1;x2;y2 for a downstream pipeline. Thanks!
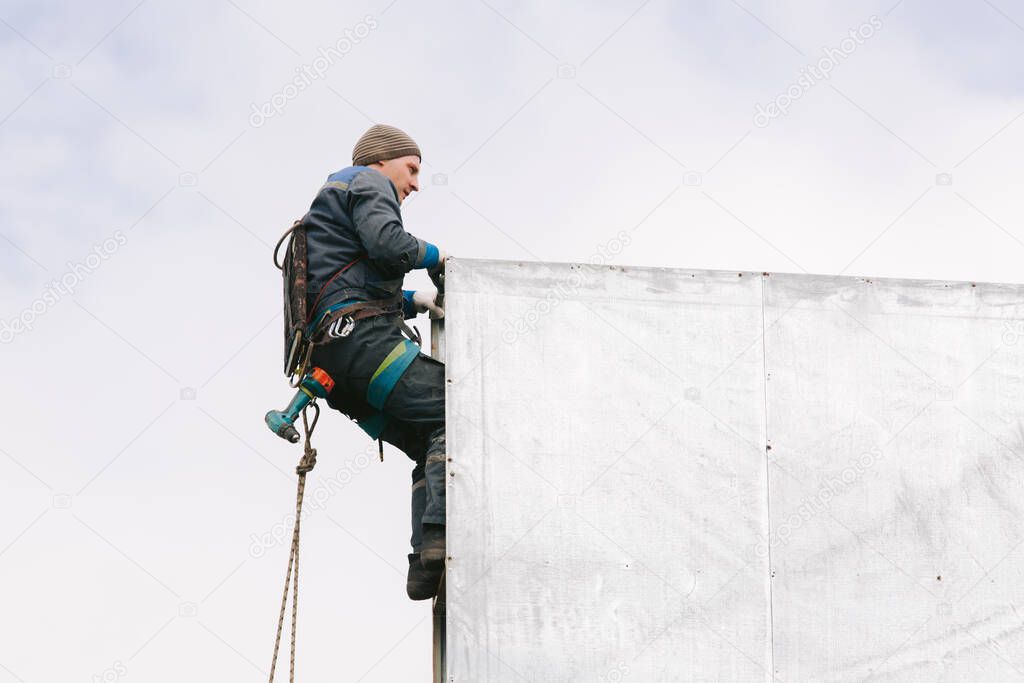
310;312;446;553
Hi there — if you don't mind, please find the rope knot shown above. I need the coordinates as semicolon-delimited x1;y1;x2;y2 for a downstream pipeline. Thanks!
296;448;317;474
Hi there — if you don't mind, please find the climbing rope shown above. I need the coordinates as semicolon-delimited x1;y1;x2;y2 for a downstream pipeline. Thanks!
268;402;320;683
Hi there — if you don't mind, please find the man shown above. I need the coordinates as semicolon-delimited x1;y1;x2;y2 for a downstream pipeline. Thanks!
302;124;448;600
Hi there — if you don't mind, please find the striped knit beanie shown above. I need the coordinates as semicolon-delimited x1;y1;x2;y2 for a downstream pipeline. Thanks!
352;124;421;166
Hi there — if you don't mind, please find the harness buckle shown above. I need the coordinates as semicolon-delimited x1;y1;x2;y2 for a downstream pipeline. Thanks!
327;314;355;339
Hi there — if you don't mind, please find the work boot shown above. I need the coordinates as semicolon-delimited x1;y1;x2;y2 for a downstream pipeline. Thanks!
406;553;442;601
420;523;446;570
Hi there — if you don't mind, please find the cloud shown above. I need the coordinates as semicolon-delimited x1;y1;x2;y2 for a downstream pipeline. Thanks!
2;1;1024;680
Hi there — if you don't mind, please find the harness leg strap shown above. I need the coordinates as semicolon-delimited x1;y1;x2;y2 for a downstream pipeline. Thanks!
366;339;421;410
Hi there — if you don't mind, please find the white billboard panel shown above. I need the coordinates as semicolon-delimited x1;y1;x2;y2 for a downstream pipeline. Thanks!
444;259;1024;681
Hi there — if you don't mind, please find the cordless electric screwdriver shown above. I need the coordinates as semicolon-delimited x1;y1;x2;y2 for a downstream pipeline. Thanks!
265;367;335;443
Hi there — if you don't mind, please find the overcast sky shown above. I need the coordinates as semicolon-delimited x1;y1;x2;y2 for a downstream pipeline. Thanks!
2;0;1023;681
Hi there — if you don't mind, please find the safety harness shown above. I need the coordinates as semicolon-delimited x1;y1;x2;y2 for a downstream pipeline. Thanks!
309;303;422;450
274;220;424;455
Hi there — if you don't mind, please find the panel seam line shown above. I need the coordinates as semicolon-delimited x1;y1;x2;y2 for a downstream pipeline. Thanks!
761;273;777;681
